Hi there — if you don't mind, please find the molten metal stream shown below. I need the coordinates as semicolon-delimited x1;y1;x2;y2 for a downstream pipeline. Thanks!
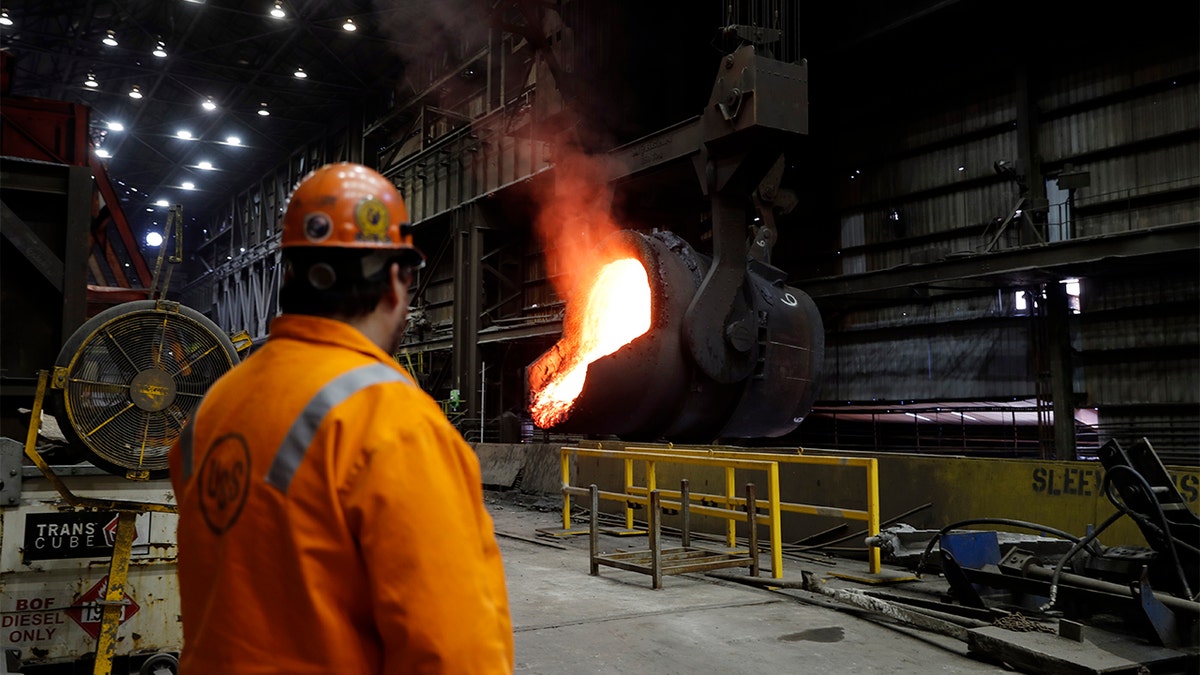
531;258;651;427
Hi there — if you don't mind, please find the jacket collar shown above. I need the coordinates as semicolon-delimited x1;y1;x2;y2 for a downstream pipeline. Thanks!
268;314;395;364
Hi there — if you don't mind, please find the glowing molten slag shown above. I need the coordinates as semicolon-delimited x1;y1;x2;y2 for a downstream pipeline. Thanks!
531;258;651;428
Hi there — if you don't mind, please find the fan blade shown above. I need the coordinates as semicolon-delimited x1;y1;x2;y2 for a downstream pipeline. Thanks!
102;327;143;371
83;402;135;438
168;343;223;379
155;315;170;369
67;377;131;389
136;410;156;468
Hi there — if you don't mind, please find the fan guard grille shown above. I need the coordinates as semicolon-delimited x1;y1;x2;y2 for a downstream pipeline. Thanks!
61;303;237;475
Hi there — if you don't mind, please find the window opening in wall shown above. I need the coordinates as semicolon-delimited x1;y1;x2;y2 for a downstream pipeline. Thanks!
1062;277;1081;313
1013;278;1080;314
1045;177;1072;241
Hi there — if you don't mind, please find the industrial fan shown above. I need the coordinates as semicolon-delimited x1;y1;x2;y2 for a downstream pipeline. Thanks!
52;299;240;479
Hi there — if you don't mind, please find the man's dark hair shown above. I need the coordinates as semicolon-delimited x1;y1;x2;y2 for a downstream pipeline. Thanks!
279;247;410;318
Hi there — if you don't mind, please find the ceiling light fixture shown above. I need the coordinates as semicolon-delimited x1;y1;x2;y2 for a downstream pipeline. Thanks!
128;85;143;99
153;40;167;58
102;30;118;47
155;199;169;207
177;129;193;139
226;135;242;145
182;182;195;190
293;66;307;79
0;10;13;26
107;121;124;131
202;97;217;111
84;72;99;88
145;231;164;247
270;1;285;18
342;18;356;31
257;102;270;116
95;148;111;158
198;161;214;170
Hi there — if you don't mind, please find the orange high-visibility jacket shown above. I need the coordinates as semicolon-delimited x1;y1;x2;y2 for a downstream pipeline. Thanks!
169;314;513;674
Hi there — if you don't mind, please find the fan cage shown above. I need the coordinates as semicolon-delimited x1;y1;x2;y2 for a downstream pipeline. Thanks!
63;307;235;473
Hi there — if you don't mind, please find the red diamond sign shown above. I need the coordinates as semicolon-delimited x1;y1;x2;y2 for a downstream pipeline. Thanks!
65;575;140;639
102;514;138;547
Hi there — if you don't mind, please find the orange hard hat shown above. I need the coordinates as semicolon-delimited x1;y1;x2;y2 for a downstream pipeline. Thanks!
282;162;424;267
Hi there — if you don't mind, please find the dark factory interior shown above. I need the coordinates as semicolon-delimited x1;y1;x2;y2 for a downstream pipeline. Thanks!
0;1;1198;673
3;0;1197;460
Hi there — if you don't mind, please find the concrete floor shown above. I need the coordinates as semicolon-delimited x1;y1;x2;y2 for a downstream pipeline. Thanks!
487;493;1011;675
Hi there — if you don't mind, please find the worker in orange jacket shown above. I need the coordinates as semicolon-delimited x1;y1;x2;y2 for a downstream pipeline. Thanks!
169;162;514;673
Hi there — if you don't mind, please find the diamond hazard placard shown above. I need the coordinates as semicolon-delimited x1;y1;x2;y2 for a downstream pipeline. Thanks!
65;576;140;639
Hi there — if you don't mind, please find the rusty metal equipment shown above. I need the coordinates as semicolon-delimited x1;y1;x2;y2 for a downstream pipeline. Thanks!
587;480;760;590
1;89;223;674
1096;437;1199;601
0;92;155;372
50;299;240;478
1;214;223;673
49;207;242;479
906;438;1200;652
17;369;179;675
525;45;823;441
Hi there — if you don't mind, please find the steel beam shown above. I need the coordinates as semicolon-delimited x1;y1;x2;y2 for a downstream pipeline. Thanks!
478;319;562;344
1045;282;1076;461
0;157;70;194
0;199;64;291
63;165;91;335
88;156;153;288
452;205;483;418
608;116;703;182
799;221;1200;300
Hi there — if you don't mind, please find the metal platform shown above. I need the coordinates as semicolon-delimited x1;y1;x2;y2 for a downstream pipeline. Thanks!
587;483;760;589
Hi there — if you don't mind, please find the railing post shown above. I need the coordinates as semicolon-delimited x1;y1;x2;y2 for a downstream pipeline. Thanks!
746;483;759;578
866;458;881;574
767;462;782;579
624;458;635;529
725;466;736;547
680;478;691;548
589;484;599;576
561;448;572;530
650;490;663;589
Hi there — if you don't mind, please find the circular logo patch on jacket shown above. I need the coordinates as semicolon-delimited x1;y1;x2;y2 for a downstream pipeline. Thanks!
354;197;389;242
199;433;251;535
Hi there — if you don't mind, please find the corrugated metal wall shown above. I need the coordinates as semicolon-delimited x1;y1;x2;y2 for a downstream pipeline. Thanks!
809;7;1198;462
823;296;1033;401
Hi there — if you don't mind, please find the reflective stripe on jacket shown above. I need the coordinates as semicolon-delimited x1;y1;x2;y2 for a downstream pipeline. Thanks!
169;314;513;674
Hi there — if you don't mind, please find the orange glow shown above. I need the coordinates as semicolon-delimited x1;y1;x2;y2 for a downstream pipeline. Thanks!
531;258;651;428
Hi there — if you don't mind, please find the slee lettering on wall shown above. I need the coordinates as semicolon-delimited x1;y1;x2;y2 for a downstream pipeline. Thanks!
1032;466;1199;503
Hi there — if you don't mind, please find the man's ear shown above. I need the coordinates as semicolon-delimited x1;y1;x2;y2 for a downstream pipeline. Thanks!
383;262;404;308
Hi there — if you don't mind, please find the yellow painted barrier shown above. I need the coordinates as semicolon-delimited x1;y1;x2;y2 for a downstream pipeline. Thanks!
622;444;882;575
559;446;785;579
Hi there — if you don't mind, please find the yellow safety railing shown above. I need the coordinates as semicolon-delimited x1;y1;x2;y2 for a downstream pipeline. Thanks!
559;446;785;579
619;444;882;575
